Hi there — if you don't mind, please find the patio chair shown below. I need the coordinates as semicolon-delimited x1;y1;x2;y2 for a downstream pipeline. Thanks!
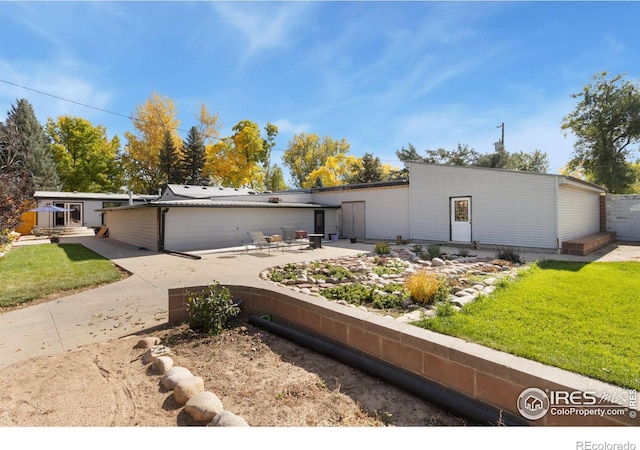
247;231;279;255
281;226;310;251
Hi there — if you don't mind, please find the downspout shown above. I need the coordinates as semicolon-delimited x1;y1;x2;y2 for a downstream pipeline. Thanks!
158;207;169;252
158;207;201;260
248;315;528;426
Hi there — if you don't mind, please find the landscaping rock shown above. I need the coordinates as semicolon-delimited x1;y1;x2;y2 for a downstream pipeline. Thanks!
161;366;194;390
142;345;171;364
183;391;224;422
431;258;446;267
151;356;174;374
208;410;250;427
134;337;161;349
173;376;205;405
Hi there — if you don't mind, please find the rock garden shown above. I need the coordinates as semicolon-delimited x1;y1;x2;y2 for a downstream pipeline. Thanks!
260;243;527;324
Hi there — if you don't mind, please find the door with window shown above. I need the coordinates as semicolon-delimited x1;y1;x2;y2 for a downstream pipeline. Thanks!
450;197;471;242
64;203;83;227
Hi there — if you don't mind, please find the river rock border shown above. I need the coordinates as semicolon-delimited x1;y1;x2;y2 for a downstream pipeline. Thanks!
259;249;525;324
134;336;250;427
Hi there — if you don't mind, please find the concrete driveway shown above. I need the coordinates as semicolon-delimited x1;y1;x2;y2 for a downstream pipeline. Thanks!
1;235;637;369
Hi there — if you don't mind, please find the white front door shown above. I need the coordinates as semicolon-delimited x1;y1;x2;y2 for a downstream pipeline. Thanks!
451;197;471;242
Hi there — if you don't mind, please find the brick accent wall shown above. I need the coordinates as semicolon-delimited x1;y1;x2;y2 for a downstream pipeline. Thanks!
168;284;636;426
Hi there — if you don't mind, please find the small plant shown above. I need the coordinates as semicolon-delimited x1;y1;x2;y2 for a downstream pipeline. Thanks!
372;258;407;276
435;300;457;318
425;244;443;260
322;283;371;305
186;281;240;335
373;241;391;255
457;247;470;257
411;244;423;254
49;235;61;244
494;246;523;264
269;263;304;283
404;271;450;305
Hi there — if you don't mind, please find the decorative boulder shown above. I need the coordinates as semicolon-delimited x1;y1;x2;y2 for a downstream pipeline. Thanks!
161;367;193;390
173;376;204;404
151;356;174;374
183;391;224;422
134;337;161;349
208;410;249;427
142;345;171;364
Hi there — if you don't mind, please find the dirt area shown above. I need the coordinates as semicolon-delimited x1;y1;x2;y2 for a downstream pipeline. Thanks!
0;320;471;427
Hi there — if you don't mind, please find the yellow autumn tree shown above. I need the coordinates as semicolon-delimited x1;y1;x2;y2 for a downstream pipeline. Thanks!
204;120;267;189
306;153;360;188
282;133;350;188
123;92;181;194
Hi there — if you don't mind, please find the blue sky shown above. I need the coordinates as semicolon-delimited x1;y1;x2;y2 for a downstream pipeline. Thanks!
1;1;639;186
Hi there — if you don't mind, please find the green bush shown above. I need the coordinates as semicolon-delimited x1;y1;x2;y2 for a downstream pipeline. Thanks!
269;263;304;283
426;244;443;260
186;282;240;335
373;241;391;255
322;283;371;305
325;263;353;280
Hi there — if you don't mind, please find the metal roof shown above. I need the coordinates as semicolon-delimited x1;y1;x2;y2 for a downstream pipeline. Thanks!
163;184;259;199
34;191;158;201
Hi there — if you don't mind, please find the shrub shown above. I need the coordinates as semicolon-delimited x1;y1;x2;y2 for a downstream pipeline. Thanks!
322;283;371;305
457;248;470;257
494;246;523;264
325;263;352;280
411;244;423;254
426;244;443;260
269;263;304;283
186;282;240;335
372;258;407;276
373;241;391;255
404;271;450;305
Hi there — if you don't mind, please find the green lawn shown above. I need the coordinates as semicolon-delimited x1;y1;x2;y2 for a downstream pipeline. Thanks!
0;244;124;308
415;260;640;390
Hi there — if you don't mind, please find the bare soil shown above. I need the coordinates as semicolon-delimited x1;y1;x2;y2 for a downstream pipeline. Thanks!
0;321;470;427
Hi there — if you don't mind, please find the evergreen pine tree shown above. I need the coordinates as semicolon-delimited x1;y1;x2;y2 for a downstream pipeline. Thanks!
159;130;182;185
181;126;206;185
7;99;61;191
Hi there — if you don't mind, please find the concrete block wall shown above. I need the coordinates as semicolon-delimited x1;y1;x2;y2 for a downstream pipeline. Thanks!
606;194;640;241
168;284;637;426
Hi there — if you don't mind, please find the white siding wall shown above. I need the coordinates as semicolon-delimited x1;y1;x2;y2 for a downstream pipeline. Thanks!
106;207;158;250
82;200;107;228
164;207;338;251
558;185;601;242
312;185;410;240
409;163;558;248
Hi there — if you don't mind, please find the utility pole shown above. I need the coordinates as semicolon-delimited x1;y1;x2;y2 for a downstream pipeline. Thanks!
497;122;504;147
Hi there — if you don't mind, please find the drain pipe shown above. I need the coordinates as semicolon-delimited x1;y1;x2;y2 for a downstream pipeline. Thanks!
248;314;528;426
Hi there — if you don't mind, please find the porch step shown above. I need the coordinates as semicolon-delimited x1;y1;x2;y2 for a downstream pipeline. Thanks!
561;232;617;256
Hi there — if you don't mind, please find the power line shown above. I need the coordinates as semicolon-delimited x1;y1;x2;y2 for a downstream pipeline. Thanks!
0;78;194;133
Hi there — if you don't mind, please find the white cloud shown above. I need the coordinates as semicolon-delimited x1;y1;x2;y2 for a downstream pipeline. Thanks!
272;119;310;136
212;2;312;64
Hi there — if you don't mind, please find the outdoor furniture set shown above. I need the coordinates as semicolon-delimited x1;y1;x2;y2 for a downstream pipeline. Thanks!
246;227;319;254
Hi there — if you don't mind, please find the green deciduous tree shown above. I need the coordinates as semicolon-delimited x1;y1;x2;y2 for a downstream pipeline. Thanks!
346;152;391;184
282;133;350;188
561;71;640;193
46;116;122;192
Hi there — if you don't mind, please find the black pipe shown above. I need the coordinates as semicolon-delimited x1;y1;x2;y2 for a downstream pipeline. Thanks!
248;314;528;426
162;249;202;260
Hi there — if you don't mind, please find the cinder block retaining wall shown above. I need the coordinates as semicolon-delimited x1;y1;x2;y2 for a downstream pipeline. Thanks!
168;284;636;426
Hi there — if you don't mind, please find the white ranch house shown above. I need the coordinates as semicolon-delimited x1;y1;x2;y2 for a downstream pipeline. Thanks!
31;164;617;255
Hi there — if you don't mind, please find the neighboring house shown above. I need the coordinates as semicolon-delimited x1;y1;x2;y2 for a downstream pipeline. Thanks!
101;185;339;252
29;191;157;231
